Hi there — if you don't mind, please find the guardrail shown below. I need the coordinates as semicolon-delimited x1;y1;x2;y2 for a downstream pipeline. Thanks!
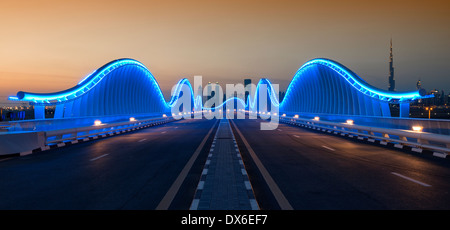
45;116;174;145
0;115;175;156
279;115;450;157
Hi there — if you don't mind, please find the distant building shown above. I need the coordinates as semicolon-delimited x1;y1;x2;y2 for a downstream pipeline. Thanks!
244;79;251;102
206;82;212;101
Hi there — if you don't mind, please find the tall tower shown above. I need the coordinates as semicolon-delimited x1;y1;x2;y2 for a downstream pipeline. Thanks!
388;38;395;91
244;79;251;102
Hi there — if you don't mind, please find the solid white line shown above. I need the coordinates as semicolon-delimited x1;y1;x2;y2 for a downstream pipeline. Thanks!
138;139;147;142
90;154;109;161
322;145;335;151
161;131;167;134
230;119;293;210
391;172;431;187
156;120;218;210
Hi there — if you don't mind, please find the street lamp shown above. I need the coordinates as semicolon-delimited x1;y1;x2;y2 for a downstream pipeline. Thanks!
412;126;423;132
425;107;433;119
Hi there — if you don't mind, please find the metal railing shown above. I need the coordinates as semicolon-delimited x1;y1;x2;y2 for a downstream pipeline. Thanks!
279;115;450;155
0;115;176;156
45;116;174;145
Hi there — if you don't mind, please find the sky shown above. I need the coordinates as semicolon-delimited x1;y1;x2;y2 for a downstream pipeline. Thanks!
0;0;449;105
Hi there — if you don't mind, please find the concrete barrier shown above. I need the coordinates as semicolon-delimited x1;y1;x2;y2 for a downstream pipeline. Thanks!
0;131;45;156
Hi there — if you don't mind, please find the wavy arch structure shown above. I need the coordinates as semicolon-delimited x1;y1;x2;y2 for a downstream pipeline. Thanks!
9;58;428;120
278;58;427;117
9;59;195;119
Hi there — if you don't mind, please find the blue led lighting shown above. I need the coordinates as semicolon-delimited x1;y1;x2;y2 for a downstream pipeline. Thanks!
245;79;280;111
14;59;169;107
8;57;428;120
280;58;425;108
167;78;195;108
202;97;247;110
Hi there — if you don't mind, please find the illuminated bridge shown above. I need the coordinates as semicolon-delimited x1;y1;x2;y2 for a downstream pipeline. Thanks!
1;58;449;211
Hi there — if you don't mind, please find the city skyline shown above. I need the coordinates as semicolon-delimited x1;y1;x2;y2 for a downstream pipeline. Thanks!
0;0;449;106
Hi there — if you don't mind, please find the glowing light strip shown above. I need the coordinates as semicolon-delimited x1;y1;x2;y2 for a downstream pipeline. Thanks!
202;97;246;110
167;78;195;108
12;59;169;107
245;79;280;111
9;58;427;115
78;70;97;85
280;58;424;108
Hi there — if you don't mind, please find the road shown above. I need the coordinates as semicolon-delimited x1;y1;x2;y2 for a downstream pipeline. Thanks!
231;118;450;210
1;117;450;210
0;118;217;210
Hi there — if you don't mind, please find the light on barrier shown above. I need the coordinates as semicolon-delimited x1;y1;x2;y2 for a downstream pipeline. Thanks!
412;126;423;132
346;120;354;125
94;120;102;126
129;117;136;122
294;114;299;118
314;116;320;121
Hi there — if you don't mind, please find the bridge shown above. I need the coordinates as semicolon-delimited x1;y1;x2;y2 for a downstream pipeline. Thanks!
1;58;449;211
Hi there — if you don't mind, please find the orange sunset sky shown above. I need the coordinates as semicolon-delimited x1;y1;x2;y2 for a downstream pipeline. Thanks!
0;0;449;104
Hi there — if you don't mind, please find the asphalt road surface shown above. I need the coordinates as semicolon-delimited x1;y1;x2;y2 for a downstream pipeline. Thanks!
1;117;449;210
231;118;450;210
0;118;217;210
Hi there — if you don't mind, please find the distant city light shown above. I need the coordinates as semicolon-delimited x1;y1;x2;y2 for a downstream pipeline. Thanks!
346;120;354;125
314;116;320;121
94;120;102;126
294;114;299;118
412;126;423;132
129;117;136;122
163;114;167;117
282;114;286;117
